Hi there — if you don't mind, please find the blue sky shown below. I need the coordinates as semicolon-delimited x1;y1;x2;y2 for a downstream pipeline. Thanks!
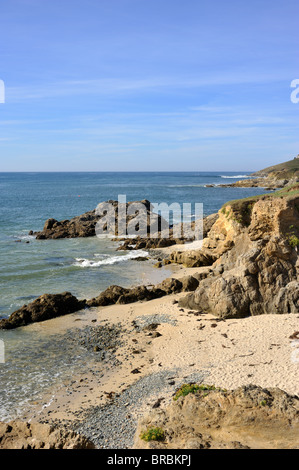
0;0;298;171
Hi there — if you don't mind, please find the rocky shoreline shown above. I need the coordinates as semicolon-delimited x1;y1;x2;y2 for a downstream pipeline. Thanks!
217;157;299;190
1;165;299;449
7;297;298;450
4;181;299;329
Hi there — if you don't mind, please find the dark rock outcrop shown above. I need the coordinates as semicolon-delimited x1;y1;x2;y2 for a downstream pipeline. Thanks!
155;277;183;294
116;212;219;251
0;292;86;330
116;237;179;251
0;273;200;329
31;199;168;240
87;276;199;308
86;285;157;307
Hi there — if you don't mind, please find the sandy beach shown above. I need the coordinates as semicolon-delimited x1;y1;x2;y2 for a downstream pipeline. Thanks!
18;256;298;447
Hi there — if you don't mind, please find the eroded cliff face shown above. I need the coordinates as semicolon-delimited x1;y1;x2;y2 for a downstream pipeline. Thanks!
134;384;299;449
0;421;95;449
177;188;299;318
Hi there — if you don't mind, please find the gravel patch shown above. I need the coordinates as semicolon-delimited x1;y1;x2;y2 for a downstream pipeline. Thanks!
131;314;177;331
64;322;125;366
70;368;209;449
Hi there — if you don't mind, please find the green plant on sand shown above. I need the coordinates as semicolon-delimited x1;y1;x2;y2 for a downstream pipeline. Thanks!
173;383;224;401
140;427;165;442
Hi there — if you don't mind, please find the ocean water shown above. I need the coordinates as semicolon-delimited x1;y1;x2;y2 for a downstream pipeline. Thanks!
0;171;270;420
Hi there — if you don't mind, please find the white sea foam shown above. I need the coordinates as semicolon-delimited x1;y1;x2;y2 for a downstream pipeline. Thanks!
167;184;205;188
220;175;251;179
14;233;36;241
74;250;149;268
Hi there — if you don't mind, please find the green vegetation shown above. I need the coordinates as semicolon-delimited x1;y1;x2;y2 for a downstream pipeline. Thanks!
272;183;299;199
260;400;268;407
222;183;299;209
252;158;299;180
140;427;165;442
173;383;225;401
284;223;299;248
221;197;259;226
289;235;299;247
220;183;299;226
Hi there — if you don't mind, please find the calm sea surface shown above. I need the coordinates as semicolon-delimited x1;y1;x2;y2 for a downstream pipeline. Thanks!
0;171;269;420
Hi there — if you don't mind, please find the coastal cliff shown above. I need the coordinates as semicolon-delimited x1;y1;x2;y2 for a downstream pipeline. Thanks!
177;184;299;317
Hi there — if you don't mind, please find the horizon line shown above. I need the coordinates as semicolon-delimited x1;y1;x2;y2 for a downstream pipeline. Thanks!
0;170;255;173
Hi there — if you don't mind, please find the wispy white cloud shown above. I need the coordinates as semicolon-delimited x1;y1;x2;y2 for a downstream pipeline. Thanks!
6;69;292;102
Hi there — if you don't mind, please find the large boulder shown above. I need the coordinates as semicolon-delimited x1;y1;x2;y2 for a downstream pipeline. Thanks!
155;278;183;294
169;250;216;267
87;284;160;307
0;292;86;330
180;275;199;292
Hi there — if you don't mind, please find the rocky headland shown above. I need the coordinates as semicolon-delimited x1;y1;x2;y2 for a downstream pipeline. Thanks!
2;183;299;325
218;157;299;189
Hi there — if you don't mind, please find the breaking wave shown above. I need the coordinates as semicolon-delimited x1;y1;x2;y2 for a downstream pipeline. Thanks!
73;250;149;268
219;175;251;179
